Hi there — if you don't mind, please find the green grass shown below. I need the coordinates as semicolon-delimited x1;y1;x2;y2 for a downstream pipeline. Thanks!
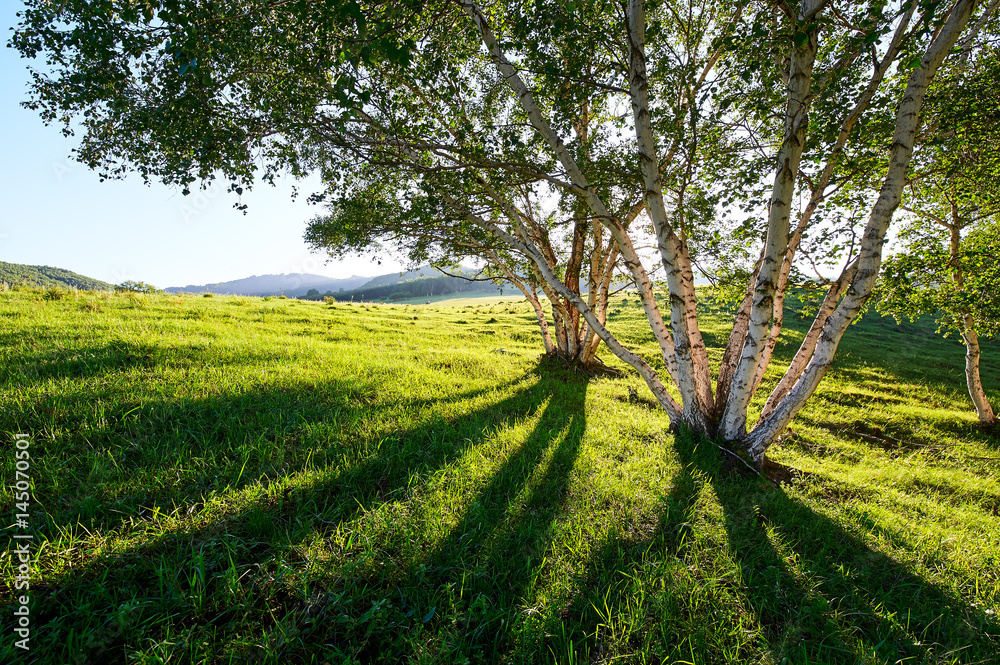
0;286;998;664
377;291;526;306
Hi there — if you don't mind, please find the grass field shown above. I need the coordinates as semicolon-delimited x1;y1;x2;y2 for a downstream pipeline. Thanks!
1;286;998;664
391;292;527;306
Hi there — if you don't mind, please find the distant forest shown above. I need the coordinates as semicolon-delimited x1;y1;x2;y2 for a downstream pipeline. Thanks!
301;274;502;302
0;261;113;291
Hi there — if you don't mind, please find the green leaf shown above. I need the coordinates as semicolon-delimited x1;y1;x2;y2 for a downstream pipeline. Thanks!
792;31;809;47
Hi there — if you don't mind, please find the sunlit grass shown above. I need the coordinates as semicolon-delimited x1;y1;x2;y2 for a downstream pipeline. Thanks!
0;286;997;664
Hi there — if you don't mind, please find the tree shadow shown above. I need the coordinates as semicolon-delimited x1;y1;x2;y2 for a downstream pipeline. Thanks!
790;409;1000;458
254;363;594;662
0;358;592;664
391;370;589;661
1;356;538;538
556;432;1000;663
549;430;752;661
2;339;296;384
6;334;997;664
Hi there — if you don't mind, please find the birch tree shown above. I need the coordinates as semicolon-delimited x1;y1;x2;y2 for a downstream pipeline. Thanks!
451;0;985;464
874;43;1000;426
302;171;630;371
13;0;992;468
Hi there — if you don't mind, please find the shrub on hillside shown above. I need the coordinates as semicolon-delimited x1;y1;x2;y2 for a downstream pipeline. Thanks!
115;280;159;294
44;286;69;300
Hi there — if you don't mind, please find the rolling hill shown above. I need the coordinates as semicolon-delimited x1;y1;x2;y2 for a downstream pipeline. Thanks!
0;261;114;291
164;272;370;297
307;266;503;302
0;261;497;301
356;265;454;288
166;265;503;301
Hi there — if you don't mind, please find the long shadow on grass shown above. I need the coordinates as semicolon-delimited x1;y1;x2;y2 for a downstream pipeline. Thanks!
0;359;582;664
0;362;536;537
557;432;1000;664
386;366;590;662
725;478;1000;663
0;339;296;384
263;362;594;662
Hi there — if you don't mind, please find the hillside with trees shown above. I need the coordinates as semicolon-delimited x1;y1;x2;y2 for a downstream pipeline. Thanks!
301;266;503;302
165;272;370;297
0;261;113;291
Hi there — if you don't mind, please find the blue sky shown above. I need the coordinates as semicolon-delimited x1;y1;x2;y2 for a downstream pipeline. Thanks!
1;3;405;288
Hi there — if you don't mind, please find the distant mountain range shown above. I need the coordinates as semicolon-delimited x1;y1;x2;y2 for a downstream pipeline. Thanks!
0;261;505;300
308;266;502;302
164;273;372;297
164;265;490;297
0;261;114;291
357;266;449;289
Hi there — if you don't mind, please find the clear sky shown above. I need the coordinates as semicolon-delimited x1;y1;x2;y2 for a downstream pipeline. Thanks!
1;3;405;289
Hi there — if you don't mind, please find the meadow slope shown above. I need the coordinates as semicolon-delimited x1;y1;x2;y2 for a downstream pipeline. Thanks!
0;287;998;664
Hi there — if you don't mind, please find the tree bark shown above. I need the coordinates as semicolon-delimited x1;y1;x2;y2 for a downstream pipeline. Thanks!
947;210;997;426
719;2;822;441
961;317;997;425
757;260;857;422
744;0;978;463
627;0;712;432
715;253;763;415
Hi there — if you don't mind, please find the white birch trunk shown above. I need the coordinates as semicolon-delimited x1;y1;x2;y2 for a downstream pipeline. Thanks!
948;215;997;426
676;230;716;416
627;0;712;431
462;0;682;388
485;249;556;354
718;1;823;441
757;261;857;422
744;0;978;461
961;317;997;426
466;207;685;423
750;7;915;391
715;255;762;414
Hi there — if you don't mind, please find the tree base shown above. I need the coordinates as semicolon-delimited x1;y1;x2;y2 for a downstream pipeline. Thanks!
541;351;625;378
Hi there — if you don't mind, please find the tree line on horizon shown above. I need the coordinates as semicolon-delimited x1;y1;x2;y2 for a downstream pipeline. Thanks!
301;273;502;302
